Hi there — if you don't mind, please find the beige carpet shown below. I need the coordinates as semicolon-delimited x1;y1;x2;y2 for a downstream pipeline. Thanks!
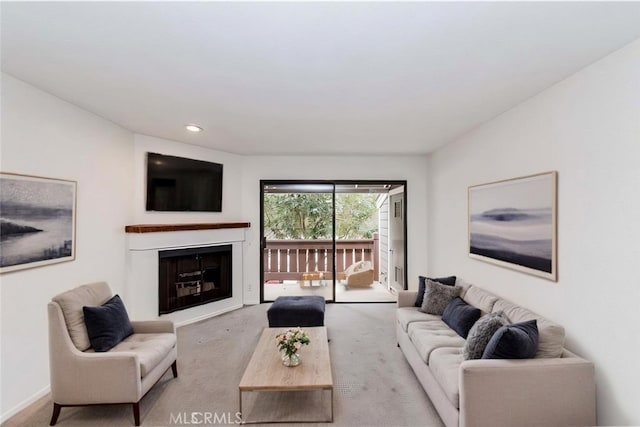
5;303;444;427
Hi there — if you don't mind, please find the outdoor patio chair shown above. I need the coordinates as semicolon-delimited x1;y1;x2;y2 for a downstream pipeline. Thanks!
344;260;374;287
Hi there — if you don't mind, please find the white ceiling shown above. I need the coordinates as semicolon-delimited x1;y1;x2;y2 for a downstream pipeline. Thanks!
2;2;640;156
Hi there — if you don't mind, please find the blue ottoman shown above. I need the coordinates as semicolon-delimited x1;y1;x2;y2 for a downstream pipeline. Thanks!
267;296;326;328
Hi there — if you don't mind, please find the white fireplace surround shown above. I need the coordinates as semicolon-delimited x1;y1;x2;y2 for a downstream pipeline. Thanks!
125;227;246;326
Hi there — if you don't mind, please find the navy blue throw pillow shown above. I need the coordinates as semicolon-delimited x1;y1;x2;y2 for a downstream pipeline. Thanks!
83;294;133;352
414;275;457;307
442;297;482;338
482;319;539;359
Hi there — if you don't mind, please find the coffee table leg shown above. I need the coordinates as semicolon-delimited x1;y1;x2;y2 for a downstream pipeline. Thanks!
330;388;334;422
238;390;243;423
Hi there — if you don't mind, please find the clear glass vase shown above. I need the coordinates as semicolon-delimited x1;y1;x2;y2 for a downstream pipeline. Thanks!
281;350;301;367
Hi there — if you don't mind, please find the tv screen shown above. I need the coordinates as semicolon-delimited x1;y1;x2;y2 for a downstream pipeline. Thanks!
146;152;223;212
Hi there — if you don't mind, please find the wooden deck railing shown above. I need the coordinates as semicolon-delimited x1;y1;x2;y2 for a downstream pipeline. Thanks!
264;235;379;282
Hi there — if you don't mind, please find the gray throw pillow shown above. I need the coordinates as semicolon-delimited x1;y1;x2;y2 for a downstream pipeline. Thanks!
419;279;462;315
463;311;508;360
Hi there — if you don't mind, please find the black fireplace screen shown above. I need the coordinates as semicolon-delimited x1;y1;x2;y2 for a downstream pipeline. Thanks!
158;245;232;315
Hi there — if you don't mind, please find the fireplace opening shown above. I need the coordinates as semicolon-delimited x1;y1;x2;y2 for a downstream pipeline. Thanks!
158;245;232;315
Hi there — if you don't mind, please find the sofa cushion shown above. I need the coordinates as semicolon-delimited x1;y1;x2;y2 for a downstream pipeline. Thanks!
463;311;508;360
482;320;539;359
429;347;464;409
442;297;481;338
453;277;472;299
105;333;177;377
462;286;499;314
415;275;457;307
493;299;565;358
83;295;134;352
408;321;465;363
397;307;441;332
52;282;112;351
420;280;462;315
408;320;457;334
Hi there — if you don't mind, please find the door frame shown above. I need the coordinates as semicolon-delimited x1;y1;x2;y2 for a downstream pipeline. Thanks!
259;179;408;303
388;186;407;292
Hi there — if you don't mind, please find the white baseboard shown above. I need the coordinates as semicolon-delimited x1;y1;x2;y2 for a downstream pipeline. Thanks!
174;303;243;328
0;385;50;424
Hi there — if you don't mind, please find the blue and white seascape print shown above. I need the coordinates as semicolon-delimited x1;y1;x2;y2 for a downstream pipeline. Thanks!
469;172;556;280
0;174;76;273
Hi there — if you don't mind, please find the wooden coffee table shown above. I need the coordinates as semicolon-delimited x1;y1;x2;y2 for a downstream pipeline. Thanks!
238;326;333;423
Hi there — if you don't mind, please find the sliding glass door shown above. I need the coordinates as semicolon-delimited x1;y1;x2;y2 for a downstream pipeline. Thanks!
262;182;335;302
260;180;407;303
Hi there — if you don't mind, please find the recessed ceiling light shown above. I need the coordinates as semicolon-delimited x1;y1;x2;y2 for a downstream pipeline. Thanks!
185;124;203;133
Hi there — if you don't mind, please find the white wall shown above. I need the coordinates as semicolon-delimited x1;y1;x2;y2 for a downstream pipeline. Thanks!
132;134;245;224
426;39;640;425
0;73;135;420
241;155;429;304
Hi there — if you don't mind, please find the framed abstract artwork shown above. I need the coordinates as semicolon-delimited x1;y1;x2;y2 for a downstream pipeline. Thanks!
468;171;557;281
0;172;77;274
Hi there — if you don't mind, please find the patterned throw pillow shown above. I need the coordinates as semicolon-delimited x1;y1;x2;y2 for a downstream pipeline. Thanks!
463;311;508;360
419;279;461;315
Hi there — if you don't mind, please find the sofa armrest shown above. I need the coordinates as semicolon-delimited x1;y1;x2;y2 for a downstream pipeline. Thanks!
131;320;175;334
48;302;142;404
51;347;142;404
459;356;596;427
68;350;140;379
397;290;418;308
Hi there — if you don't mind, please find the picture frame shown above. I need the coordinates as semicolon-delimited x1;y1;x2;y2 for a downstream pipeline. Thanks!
0;172;77;274
468;171;557;281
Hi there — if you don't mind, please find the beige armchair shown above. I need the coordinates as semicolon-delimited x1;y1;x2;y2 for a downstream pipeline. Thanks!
344;260;374;287
48;282;178;426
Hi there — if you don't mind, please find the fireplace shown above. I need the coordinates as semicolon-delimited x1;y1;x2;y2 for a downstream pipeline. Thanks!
158;244;232;315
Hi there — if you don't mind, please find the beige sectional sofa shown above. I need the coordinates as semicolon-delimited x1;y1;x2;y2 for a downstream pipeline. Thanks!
396;279;596;427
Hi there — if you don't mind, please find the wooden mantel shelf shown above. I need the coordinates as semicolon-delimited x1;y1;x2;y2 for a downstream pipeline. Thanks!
125;222;250;233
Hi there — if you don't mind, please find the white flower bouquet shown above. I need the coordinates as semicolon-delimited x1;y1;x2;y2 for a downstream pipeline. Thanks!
275;327;311;358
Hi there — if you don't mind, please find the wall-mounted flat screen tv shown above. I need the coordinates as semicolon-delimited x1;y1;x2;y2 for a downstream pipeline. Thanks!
146;152;223;212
